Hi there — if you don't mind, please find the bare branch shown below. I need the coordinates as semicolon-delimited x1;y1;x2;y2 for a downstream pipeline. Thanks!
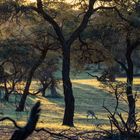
0;117;21;129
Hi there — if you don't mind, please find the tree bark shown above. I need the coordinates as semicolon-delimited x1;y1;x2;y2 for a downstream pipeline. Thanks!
40;79;51;97
115;35;138;127
126;48;136;126
4;80;9;102
50;77;57;97
16;50;47;111
50;85;57;97
41;87;46;97
4;93;9;101
62;45;75;126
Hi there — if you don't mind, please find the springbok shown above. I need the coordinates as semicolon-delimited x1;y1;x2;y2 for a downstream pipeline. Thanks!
87;110;97;121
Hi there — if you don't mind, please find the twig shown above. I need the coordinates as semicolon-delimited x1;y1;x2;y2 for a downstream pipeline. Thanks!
0;117;21;129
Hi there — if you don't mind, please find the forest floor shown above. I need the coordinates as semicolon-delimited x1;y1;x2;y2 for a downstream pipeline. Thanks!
0;77;140;139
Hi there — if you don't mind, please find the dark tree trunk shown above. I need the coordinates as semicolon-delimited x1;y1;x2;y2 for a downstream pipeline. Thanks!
116;41;137;127
42;87;46;97
50;78;58;97
16;50;47;111
107;67;116;82
126;48;136;126
126;84;135;126
4;92;9;101
50;84;57;97
16;77;32;111
62;45;75;127
4;81;9;102
40;80;51;97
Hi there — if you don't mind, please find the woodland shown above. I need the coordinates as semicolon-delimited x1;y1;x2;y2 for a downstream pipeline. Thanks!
0;0;140;140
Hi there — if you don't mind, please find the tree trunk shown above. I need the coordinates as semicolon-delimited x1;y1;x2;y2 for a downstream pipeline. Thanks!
116;39;137;127
40;80;51;97
50;78;58;97
50;85;57;97
16;50;47;111
126;49;136;126
42;87;46;97
62;45;75;127
4;81;9;102
4;92;9;101
16;78;32;111
126;83;135;126
107;67;116;82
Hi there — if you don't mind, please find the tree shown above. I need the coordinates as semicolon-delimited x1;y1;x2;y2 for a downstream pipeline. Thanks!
2;0;114;126
36;68;52;97
88;0;140;126
105;0;140;126
69;0;140;126
115;28;140;126
18;0;114;126
0;35;32;102
0;7;60;111
16;25;57;111
35;57;59;97
2;61;24;102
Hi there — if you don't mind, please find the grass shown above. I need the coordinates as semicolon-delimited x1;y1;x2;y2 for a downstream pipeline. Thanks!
0;77;140;132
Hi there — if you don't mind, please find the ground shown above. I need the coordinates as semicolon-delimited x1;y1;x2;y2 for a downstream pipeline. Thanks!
0;77;140;139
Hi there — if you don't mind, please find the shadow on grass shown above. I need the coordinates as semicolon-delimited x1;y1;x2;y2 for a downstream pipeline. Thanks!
44;82;131;126
1;80;140;129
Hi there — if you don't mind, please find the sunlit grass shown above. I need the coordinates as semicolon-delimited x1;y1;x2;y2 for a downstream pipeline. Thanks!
0;78;140;131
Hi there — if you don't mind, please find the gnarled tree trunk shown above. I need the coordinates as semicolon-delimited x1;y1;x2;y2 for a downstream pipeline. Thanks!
62;45;75;126
126;47;135;126
50;79;58;97
16;50;47;111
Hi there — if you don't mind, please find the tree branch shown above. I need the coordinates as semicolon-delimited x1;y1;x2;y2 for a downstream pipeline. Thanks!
114;58;128;73
67;0;96;46
0;117;21;129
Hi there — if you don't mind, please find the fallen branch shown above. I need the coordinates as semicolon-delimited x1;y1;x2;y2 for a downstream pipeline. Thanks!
0;117;21;129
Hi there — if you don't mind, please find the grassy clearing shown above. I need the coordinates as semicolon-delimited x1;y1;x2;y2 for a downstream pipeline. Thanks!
0;78;140;132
